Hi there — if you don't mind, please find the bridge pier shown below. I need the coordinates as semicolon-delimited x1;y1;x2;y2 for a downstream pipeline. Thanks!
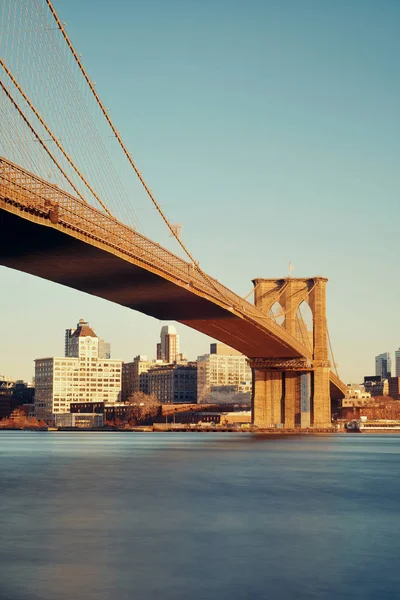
251;360;330;429
250;359;323;428
312;364;331;427
252;369;283;428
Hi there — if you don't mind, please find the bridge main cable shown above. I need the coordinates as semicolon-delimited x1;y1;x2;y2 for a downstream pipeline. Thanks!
44;0;243;309
45;0;200;270
0;59;113;217
0;78;99;211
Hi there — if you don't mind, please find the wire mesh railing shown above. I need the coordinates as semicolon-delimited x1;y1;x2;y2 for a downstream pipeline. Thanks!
0;156;309;355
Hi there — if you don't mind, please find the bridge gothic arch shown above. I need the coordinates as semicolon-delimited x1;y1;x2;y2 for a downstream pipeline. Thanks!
251;277;331;428
295;301;313;354
268;301;285;327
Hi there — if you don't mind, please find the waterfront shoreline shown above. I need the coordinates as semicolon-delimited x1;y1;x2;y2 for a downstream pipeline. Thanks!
2;427;400;435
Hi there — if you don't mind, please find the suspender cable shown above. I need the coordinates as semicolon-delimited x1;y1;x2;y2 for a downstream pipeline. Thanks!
1;78;91;208
327;325;339;377
45;0;200;269
44;0;245;309
0;58;113;217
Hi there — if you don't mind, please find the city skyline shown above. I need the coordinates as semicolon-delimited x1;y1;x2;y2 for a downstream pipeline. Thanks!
7;311;400;388
1;0;399;384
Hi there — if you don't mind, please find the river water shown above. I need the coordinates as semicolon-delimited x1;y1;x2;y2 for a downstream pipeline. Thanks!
1;432;399;600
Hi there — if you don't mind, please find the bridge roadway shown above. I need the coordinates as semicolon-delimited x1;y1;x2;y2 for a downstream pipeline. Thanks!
0;157;346;399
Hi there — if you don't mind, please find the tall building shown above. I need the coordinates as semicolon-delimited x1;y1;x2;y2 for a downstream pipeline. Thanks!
375;352;391;379
395;349;400;377
35;319;122;422
197;343;252;403
157;325;180;363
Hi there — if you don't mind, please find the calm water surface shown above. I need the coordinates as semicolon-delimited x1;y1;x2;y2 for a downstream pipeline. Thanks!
1;432;399;600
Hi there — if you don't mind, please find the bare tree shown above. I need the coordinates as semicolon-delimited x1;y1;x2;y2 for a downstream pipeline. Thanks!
125;391;161;425
363;401;400;421
0;409;46;430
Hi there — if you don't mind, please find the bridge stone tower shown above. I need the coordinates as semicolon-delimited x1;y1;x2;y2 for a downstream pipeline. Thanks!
250;277;331;429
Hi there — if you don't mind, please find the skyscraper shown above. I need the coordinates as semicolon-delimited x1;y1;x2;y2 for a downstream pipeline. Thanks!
395;349;400;377
375;352;391;379
157;325;180;363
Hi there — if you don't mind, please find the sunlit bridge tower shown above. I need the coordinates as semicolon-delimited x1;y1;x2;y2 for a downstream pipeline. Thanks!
250;277;333;429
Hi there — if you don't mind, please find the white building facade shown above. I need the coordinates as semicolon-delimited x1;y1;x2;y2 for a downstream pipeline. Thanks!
35;320;121;422
197;344;252;403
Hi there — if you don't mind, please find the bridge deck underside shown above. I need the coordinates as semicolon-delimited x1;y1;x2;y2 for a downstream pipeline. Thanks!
0;207;298;358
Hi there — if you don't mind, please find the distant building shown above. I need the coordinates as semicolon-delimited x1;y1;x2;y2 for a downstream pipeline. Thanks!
122;355;165;401
54;413;104;428
197;344;252;403
395;349;400;377
148;362;197;404
0;376;34;419
344;384;371;400
69;401;131;423
98;338;111;360
0;375;15;394
364;375;388;397
157;325;180;363
210;343;242;356
375;352;391;379
388;377;400;400
35;319;122;422
0;376;15;420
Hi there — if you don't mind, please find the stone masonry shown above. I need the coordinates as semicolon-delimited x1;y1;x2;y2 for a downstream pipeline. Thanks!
251;277;331;429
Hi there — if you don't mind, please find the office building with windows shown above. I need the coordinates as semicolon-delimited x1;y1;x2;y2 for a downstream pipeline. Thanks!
197;343;252;403
35;319;122;422
148;362;197;404
121;355;166;401
375;352;391;379
156;325;180;363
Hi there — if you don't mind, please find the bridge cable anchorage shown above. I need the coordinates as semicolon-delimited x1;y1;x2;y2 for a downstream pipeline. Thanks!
0;58;113;218
0;79;97;209
44;0;237;308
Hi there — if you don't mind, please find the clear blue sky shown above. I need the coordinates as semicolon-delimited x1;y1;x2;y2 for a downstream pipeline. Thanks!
1;0;399;383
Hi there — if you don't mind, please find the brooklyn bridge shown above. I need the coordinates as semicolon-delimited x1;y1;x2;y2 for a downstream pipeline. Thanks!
0;0;346;428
